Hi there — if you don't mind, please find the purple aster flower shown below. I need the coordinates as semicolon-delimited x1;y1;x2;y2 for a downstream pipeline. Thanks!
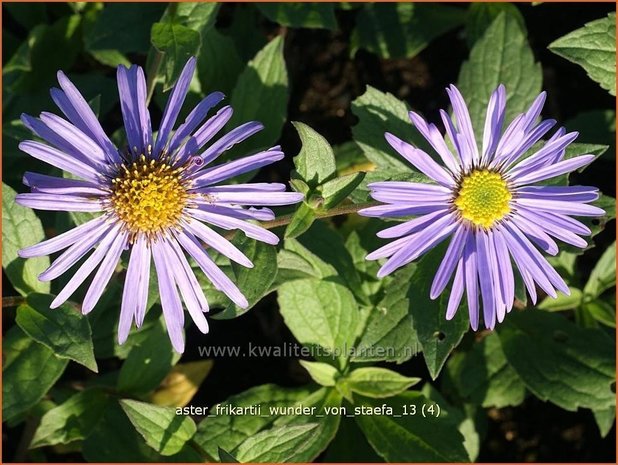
360;84;604;330
16;57;304;352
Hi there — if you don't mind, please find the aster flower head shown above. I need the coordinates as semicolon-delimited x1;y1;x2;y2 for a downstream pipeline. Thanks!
360;84;604;330
16;57;304;352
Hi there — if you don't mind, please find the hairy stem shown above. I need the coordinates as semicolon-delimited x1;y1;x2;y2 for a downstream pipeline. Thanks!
260;201;378;230
2;296;26;308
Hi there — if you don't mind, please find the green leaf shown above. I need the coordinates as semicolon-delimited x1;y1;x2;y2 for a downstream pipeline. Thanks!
257;3;337;29
234;423;319;462
218;447;239;463
350;86;421;172
194;384;312;458
584;241;616;297
88;49;131;68
284;202;317;239
215;234;278;319
583;299;616;328
272;388;343;461
497;310;615;411
409;248;469;379
355;392;469;462
465;2;526;47
592;405;616;438
2;183;50;295
83;400;200;462
346;367;420;398
351;3;465;59
117;319;180;396
352;267;419;364
448;333;526;408
320;172;366;209
549;13;616;96
226;35;288;160
272;248;321;288
292;121;337;188
30;388;109;448
164;2;220;32
3;327;68;421
537;287;583;311
299;360;339;387
197;28;244;96
151;22;201;91
16;293;97;372
287;221;369;304
120;399;197;456
278;279;359;369
85;4;166;63
457;12;542;145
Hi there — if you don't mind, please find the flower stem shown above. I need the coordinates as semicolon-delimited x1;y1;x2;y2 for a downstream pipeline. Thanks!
260;201;378;230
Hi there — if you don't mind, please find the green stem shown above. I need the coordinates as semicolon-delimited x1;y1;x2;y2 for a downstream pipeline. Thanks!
260;201;378;231
145;2;179;105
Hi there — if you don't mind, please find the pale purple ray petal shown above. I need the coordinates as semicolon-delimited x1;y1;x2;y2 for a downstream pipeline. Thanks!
176;231;248;308
208;191;304;206
40;222;114;282
183;217;253;267
82;231;128;314
366;233;420;261
520;91;547;132
19;140;101;183
188;208;279;244
201;121;264;165
408;111;459;173
476;231;496;330
481;84;506;164
517;207;590;248
359;203;450;218
16;193;102;212
376;208;450;239
133;237;152;328
515;198;605;217
39;112;108;165
56;72;119;162
194;204;276;222
116;65;153;153
18;216;105;258
504;222;570;296
506;131;579;178
367;181;451;194
515;185;599;203
498;224;558;298
510;214;559;255
169;92;225;155
493;231;515;316
494;119;556;170
190;147;284;187
23;172;106;196
446;258;465;320
50;224;121;308
175;106;234;163
511;155;596;186
21;114;96;167
430;224;468;299
384;132;456;187
154;57;196;156
199;183;287;193
463;233;479;330
486;231;507;323
439;109;463;165
119;235;149;344
368;189;451;205
446;84;479;165
377;214;457;277
164;238;210;334
492;113;526;164
151;241;185;353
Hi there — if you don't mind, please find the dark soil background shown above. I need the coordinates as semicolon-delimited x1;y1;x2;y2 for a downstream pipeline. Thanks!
3;2;616;463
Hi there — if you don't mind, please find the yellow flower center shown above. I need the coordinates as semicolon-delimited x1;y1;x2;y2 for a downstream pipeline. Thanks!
454;170;511;228
110;155;189;235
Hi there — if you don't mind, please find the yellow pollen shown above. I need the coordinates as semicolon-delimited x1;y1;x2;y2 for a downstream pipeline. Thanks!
454;170;511;228
109;155;188;235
